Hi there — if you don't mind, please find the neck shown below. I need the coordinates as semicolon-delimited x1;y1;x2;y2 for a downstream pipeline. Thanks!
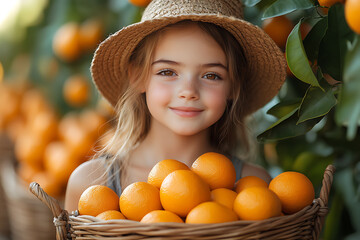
130;120;218;168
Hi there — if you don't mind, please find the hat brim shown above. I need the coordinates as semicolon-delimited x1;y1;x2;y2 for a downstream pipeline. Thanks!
91;14;286;116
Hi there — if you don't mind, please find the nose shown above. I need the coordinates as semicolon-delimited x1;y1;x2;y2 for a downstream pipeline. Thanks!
177;76;199;100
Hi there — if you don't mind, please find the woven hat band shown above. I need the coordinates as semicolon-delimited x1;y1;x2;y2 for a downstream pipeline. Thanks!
142;0;244;22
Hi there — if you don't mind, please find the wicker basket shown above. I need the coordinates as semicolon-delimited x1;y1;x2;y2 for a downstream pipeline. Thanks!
1;158;57;240
29;165;335;240
0;133;14;238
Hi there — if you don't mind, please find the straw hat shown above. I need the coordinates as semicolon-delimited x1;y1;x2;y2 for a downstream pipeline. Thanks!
91;0;287;116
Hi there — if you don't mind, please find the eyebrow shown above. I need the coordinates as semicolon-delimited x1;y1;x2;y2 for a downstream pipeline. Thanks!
152;59;228;70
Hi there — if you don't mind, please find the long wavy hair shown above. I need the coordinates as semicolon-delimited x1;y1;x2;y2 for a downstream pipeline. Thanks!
95;20;253;182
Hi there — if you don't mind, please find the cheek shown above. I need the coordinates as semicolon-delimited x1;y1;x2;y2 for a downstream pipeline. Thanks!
146;82;172;109
204;87;229;113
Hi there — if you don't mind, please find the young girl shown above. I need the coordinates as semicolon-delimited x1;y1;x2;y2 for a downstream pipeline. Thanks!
65;0;287;212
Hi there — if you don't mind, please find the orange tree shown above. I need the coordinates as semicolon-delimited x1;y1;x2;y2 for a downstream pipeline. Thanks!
243;0;360;239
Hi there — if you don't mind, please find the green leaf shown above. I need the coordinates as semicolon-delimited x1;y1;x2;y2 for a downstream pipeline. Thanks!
262;0;315;19
335;36;360;141
303;17;328;62
286;19;322;88
318;3;354;81
298;81;337;124
243;0;263;7
266;99;302;118
257;108;322;142
335;168;360;231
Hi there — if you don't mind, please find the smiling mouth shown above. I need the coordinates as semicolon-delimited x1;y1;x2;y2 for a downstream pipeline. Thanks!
170;107;203;117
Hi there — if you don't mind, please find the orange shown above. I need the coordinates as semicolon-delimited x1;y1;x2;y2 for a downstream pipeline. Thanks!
78;185;120;216
191;152;236;190
17;163;41;184
186;201;238;224
79;109;108;140
160;170;211;217
262;16;294;50
345;0;360;34
32;171;64;197
148;159;189;188
63;74;90;107
79;19;104;53
96;210;126;221
300;22;312;40
210;188;237;210
235;176;268;193
269;171;315;214
0;84;21;126
120;182;162;221
58;112;95;158
129;0;152;7
28;110;59;142
52;22;81;62
14;132;47;169
20;89;50;123
0;61;3;83
140;210;184;223
233;187;282;220
43;141;80;185
318;0;344;7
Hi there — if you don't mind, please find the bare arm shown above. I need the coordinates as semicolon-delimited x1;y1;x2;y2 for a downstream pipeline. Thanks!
241;162;272;184
64;158;107;212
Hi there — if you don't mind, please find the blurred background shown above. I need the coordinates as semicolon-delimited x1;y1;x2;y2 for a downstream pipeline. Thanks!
0;0;359;240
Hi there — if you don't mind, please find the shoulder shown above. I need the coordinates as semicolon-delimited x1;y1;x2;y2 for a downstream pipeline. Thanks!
64;158;107;212
241;162;272;184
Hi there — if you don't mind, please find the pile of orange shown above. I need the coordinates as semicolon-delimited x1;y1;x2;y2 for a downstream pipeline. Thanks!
53;18;104;62
0;83;113;197
78;152;316;224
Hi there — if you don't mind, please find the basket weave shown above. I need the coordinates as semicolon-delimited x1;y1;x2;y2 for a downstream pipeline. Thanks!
1;158;57;240
29;165;335;240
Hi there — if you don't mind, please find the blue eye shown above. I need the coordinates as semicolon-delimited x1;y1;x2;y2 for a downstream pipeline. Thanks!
203;73;221;80
158;69;176;76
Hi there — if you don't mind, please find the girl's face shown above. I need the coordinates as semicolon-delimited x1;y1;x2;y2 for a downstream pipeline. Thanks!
145;22;230;136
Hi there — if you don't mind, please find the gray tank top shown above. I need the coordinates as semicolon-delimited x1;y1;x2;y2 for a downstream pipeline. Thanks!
107;156;244;196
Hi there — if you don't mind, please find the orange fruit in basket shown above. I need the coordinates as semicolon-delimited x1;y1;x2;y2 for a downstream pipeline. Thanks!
63;74;90;107
235;176;268;193
211;188;237;210
44;141;80;185
233;187;282;220
160;170;211;218
79;18;104;53
191;152;236;190
78;185;120;216
129;0;152;7
140;210;184;223
345;0;360;34
148;159;189;188
262;16;294;50
269;171;315;214
120;182;162;221
96;210;126;221
53;22;81;62
186;201;238;224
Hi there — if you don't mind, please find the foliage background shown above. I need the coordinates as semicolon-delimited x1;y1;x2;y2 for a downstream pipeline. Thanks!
0;0;359;239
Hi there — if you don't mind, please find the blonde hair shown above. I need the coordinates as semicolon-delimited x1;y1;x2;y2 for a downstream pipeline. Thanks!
96;20;253;182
